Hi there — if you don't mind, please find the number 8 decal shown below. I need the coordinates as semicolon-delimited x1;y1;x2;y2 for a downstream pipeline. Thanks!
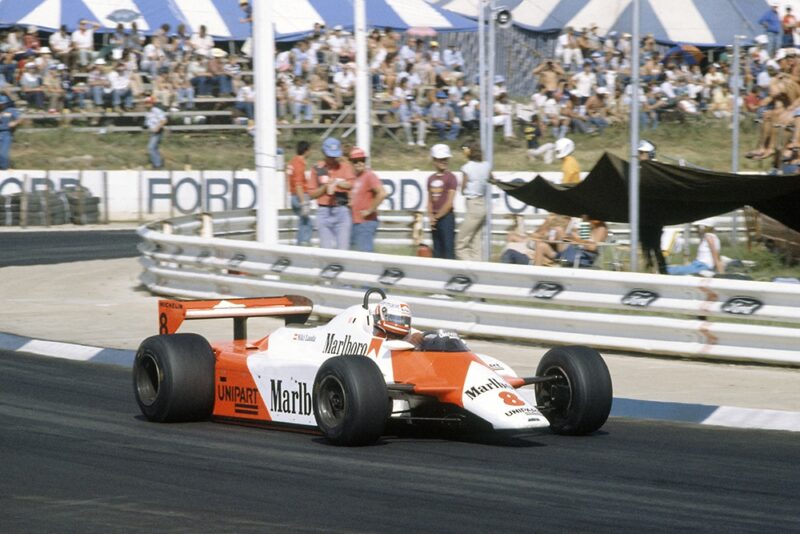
499;391;525;406
159;312;169;335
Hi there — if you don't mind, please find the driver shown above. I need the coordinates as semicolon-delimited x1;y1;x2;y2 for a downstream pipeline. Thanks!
372;298;412;339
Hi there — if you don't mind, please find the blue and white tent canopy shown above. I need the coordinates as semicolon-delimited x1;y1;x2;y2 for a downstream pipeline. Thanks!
434;0;776;47
0;0;476;40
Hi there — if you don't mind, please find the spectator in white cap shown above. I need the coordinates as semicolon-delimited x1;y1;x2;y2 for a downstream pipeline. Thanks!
555;138;580;184
427;143;457;259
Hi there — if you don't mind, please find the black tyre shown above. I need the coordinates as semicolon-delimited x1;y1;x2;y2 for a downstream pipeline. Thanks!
133;333;216;422
535;345;613;435
313;355;389;446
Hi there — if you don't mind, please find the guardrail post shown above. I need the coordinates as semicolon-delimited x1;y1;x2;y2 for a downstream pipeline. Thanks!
20;174;29;229
199;212;214;238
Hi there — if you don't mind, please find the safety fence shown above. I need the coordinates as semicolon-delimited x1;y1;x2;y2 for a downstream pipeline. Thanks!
139;210;800;366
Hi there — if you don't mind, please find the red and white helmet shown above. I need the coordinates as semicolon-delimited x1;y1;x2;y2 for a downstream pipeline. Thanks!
373;298;411;337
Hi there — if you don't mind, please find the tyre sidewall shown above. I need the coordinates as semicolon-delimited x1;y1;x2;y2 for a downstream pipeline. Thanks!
313;355;389;446
536;345;613;435
133;333;215;422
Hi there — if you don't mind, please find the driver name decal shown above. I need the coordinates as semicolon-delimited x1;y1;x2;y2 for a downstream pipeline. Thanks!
323;333;368;355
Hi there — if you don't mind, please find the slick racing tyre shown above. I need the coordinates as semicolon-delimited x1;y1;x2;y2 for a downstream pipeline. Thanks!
313;355;389;446
535;345;612;435
133;334;216;422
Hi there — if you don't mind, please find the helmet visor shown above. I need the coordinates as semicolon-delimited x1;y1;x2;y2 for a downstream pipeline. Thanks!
382;312;411;334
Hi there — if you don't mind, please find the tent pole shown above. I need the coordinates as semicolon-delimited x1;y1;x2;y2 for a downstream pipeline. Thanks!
253;0;279;244
484;0;496;262
355;0;370;158
628;0;641;272
731;34;743;248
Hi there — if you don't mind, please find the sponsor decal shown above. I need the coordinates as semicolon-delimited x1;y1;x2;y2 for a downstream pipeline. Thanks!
270;379;312;415
272;257;290;273
464;377;512;400
379;267;404;286
530;282;563;299
504;407;539;417
320;264;343;279
721;297;763;316
217;384;260;415
367;336;383;358
292;333;316;342
487;362;504;371
323;333;368;355
445;275;473;293
622;289;659;307
228;253;246;267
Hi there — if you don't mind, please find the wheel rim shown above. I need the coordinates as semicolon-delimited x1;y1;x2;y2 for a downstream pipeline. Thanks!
316;375;347;429
537;365;573;415
135;352;163;407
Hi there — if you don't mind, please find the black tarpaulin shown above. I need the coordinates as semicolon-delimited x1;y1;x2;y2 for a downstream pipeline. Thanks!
497;152;800;232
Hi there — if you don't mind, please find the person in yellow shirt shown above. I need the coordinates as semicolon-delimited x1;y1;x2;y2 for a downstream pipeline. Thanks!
555;137;580;184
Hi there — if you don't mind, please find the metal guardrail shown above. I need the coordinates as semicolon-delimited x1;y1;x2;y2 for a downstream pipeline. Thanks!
139;211;800;366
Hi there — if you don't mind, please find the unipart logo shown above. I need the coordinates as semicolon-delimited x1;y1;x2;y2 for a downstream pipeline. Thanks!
530;282;563;299
464;377;512;400
622;289;659;307
721;297;763;316
270;379;311;415
323;333;368;355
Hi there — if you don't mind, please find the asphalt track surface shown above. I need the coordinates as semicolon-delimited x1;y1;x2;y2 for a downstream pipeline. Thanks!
0;230;139;267
2;350;799;533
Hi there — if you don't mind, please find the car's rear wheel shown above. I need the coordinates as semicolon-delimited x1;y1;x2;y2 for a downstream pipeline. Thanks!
535;345;612;435
313;355;389;446
133;333;216;422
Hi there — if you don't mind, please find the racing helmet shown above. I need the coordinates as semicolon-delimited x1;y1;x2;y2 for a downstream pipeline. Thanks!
373;298;411;337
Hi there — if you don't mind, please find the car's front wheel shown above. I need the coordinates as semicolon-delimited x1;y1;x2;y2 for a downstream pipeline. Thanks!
535;345;612;435
313;355;389;446
133;333;216;422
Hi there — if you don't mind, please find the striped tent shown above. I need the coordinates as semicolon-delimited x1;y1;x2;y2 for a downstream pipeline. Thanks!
0;0;476;40
434;0;778;47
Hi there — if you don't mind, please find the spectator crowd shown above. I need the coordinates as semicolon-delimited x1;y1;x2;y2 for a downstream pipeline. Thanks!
1;3;794;274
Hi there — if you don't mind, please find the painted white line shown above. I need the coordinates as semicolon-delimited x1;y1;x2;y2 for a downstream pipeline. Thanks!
19;339;103;361
702;406;800;433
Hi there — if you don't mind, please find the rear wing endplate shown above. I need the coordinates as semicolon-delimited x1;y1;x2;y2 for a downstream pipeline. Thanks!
159;296;313;339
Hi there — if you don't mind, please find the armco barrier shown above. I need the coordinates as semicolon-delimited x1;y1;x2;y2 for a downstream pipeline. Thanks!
138;211;800;366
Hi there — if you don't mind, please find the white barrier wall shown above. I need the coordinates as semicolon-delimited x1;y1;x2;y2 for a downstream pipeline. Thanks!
0;170;568;222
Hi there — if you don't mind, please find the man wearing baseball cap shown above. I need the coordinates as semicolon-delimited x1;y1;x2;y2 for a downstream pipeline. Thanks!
308;137;356;249
426;143;457;259
429;90;460;141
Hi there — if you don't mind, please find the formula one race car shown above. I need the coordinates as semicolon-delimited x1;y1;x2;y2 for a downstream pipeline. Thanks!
133;288;612;445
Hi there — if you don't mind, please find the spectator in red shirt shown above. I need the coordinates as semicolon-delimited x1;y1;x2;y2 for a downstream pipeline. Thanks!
308;137;355;249
348;146;387;252
427;143;457;259
287;140;313;246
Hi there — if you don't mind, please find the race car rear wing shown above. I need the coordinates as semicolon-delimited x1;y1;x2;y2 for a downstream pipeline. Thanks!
159;296;313;339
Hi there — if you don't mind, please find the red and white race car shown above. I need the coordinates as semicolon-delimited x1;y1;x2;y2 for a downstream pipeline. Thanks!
133;288;612;445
